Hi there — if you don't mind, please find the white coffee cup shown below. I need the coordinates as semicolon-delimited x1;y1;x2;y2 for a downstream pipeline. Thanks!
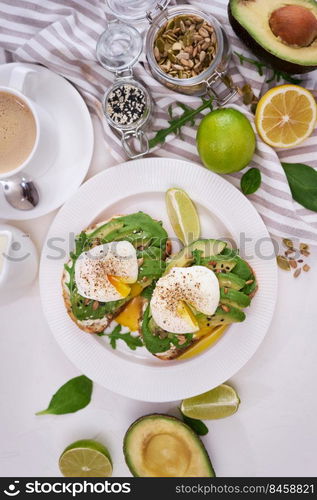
0;65;57;180
0;223;38;304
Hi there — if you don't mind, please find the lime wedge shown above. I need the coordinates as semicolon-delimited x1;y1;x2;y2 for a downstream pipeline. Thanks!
59;439;112;477
181;384;240;420
166;188;200;246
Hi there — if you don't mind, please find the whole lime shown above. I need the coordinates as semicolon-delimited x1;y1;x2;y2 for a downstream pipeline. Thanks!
196;108;256;174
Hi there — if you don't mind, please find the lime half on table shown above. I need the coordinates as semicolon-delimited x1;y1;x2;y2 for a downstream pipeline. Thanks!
59;439;112;477
181;384;240;420
166;188;200;246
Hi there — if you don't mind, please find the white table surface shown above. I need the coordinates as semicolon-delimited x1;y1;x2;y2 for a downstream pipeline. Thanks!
1;116;317;478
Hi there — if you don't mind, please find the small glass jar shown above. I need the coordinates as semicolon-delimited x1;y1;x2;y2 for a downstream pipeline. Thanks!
105;0;237;104
97;22;152;158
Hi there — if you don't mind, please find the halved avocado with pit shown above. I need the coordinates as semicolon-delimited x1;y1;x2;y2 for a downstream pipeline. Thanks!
229;0;317;74
123;414;215;477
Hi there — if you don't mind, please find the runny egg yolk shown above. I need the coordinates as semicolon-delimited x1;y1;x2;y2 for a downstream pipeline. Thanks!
176;301;199;331
107;275;131;298
115;296;144;332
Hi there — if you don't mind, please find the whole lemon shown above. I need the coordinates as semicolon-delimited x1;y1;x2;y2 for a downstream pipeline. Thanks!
196;108;256;174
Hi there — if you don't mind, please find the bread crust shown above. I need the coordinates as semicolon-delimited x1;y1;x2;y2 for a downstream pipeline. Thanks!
62;217;123;334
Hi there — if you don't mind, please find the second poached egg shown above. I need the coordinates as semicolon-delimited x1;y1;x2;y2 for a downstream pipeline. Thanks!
150;266;220;334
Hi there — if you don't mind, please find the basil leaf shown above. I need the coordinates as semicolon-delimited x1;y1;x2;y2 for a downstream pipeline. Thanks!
240;168;261;195
180;410;209;436
36;375;92;415
282;162;317;212
107;325;143;351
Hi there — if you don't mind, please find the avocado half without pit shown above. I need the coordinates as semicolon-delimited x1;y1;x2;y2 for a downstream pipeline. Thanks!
228;0;317;74
123;414;215;477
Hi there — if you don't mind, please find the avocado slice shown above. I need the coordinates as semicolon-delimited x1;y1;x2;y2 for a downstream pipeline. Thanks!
123;414;215;477
220;288;251;309
204;255;237;273
242;273;258;296
231;255;252;280
164;239;226;274
217;272;246;290
229;0;317;74
88;219;124;241
198;306;246;328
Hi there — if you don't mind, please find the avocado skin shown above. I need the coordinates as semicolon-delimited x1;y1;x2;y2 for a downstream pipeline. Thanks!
228;3;317;74
123;413;215;477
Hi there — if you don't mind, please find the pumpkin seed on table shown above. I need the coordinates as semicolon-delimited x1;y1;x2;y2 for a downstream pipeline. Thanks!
154;14;217;79
277;255;291;271
283;238;294;249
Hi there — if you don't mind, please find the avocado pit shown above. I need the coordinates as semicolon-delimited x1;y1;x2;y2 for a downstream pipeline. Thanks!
269;5;317;47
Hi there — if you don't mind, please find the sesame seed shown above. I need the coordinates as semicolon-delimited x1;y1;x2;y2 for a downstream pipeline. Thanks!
106;84;146;126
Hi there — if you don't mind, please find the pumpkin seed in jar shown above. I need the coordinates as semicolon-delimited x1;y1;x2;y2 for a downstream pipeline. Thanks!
153;14;217;79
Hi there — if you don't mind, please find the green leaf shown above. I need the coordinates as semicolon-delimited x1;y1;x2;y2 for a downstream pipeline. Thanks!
107;325;143;351
149;98;213;149
36;375;92;415
180;409;209;436
141;281;156;300
141;305;193;354
240;168;262;195
282;162;317;212
192;249;203;265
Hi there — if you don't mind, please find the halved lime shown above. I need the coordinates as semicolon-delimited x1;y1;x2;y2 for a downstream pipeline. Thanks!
166;188;200;246
181;384;240;420
59;439;112;477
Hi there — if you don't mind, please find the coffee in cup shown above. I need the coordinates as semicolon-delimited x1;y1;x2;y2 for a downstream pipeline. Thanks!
0;91;37;174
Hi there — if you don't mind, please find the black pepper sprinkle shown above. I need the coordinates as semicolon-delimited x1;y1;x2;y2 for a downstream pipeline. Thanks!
106;84;146;126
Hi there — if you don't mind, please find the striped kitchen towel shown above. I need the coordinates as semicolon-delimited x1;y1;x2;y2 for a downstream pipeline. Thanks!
0;0;316;243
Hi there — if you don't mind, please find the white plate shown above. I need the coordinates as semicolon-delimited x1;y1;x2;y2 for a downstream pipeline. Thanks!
40;158;277;402
0;63;94;220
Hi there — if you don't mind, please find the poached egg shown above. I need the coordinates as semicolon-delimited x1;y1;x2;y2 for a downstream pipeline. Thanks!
150;266;220;334
75;240;138;302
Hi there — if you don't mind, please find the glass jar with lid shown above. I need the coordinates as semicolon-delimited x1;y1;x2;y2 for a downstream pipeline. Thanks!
105;0;237;104
97;22;152;158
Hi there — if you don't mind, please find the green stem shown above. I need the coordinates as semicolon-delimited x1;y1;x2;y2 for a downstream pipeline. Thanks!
149;98;213;149
234;52;301;85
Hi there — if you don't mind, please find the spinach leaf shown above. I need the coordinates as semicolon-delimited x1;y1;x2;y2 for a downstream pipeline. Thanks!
282;162;317;212
180;409;209;436
241;168;262;195
142;305;193;354
141;281;156;301
36;375;92;415
192;249;203;265
107;325;143;351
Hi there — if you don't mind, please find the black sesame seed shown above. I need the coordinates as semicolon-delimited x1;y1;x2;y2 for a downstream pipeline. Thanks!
106;84;146;126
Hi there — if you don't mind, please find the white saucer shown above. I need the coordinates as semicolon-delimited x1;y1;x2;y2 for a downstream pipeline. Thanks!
0;63;94;220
